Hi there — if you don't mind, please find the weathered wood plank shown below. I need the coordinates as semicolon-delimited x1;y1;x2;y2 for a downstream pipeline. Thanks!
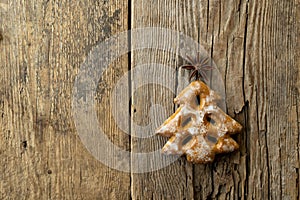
131;0;299;199
174;0;249;199
0;0;130;199
240;0;299;199
130;1;194;199
245;1;299;199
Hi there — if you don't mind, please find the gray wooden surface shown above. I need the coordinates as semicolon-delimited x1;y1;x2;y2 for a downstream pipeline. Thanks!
0;0;299;199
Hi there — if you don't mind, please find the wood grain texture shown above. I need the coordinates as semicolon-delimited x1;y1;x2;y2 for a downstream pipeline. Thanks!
0;0;130;199
131;0;299;199
130;1;193;199
0;0;299;199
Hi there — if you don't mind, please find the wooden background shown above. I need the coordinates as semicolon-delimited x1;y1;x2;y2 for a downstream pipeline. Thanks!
0;0;299;199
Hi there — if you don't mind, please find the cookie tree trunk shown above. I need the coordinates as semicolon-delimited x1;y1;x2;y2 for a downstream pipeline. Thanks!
0;0;299;199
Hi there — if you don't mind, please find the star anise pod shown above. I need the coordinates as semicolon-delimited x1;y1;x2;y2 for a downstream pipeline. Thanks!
181;52;214;83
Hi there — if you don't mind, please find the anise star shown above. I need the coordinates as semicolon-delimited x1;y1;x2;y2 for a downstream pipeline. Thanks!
181;52;214;83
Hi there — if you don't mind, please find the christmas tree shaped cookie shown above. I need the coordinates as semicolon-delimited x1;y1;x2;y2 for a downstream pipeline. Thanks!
156;53;242;163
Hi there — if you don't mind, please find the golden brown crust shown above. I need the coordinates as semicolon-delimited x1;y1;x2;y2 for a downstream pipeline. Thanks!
156;80;243;164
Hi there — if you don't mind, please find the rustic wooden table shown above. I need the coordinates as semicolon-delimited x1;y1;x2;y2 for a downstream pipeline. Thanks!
0;0;299;199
